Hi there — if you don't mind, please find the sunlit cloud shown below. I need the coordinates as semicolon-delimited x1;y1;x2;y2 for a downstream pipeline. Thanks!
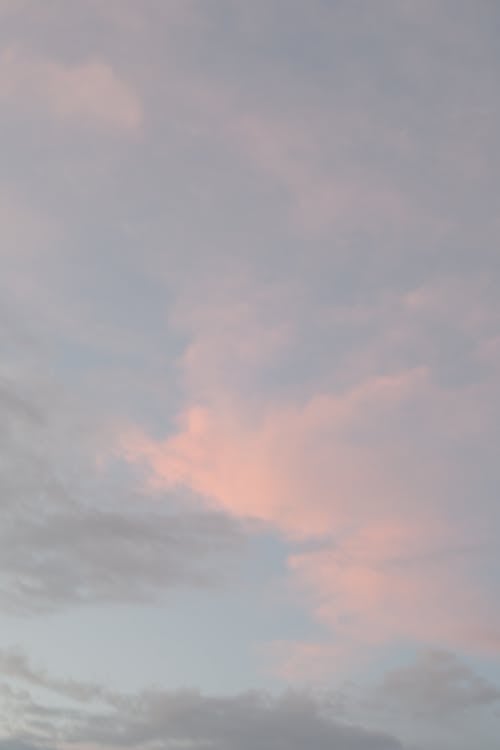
0;46;143;130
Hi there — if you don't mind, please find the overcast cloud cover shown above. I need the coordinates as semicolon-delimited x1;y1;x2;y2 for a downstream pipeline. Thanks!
1;1;500;749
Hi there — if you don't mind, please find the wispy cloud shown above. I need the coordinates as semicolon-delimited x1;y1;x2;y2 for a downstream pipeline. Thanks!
0;46;143;130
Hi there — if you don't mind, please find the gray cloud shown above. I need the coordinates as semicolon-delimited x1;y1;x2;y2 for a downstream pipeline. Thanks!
379;651;500;718
69;690;405;750
0;653;406;750
0;649;103;703
0;371;243;615
0;742;53;750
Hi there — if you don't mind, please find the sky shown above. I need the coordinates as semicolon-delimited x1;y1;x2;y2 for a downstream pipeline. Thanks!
1;1;500;748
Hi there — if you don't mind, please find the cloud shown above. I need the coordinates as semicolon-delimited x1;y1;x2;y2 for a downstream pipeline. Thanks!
379;651;500;718
0;46;143;130
224;112;418;235
69;690;405;750
1;6;500;742
123;367;433;538
122;269;500;662
0;648;103;703
0;369;243;615
0;742;52;750
288;525;500;653
0;652;406;750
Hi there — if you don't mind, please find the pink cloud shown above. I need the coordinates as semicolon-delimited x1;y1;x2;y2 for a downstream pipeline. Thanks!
227;112;417;235
148;64;422;235
121;276;500;670
0;46;143;130
124;382;500;657
263;640;345;683
123;367;431;539
289;522;500;653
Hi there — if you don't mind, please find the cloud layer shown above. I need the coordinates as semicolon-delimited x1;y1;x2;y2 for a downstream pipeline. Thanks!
124;271;500;658
0;45;142;130
0;371;243;614
0;650;405;750
2;2;500;749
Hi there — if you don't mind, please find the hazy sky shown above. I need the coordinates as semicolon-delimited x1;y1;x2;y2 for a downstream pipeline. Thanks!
1;1;500;749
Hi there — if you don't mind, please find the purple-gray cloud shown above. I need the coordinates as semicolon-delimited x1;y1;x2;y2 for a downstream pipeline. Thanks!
1;2;500;749
0;371;244;614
